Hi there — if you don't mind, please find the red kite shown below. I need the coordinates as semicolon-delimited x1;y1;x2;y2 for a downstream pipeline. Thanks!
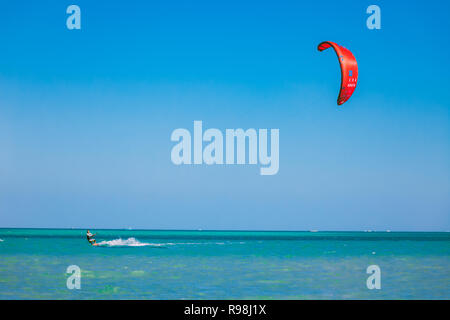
318;41;358;105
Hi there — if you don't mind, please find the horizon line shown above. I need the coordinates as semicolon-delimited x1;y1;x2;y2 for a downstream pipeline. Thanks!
0;227;448;233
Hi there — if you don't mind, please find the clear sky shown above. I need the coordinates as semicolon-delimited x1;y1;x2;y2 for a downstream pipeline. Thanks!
0;1;449;230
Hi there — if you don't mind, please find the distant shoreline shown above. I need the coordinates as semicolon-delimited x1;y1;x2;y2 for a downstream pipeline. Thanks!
0;227;448;233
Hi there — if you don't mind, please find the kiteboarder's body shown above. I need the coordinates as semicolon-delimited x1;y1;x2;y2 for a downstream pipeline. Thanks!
86;230;97;246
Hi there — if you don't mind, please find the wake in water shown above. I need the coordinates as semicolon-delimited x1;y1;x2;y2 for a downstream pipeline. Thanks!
93;238;245;248
0;239;3;242
96;237;164;247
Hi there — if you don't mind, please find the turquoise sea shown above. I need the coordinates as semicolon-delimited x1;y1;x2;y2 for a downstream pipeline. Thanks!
0;229;449;299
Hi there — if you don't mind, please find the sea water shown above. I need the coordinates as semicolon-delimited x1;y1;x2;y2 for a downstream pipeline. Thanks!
0;229;448;299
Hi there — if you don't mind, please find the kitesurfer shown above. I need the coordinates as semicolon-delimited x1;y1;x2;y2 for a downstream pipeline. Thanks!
86;230;97;246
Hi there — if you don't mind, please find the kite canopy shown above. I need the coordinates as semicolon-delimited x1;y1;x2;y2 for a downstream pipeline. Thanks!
318;41;358;105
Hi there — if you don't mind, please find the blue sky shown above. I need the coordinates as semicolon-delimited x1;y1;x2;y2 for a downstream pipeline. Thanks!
0;1;449;230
